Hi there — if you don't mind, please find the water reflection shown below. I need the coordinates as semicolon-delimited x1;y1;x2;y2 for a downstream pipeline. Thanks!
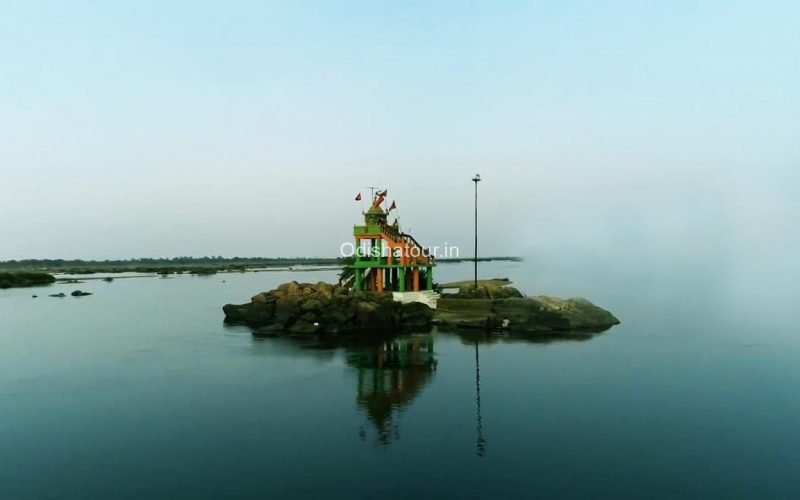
346;334;437;445
246;331;440;446
244;327;603;451
474;340;486;457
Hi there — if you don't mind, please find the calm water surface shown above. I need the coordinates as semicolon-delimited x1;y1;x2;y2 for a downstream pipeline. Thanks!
1;262;798;498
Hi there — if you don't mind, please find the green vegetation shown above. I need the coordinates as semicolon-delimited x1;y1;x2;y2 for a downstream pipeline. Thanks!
0;271;56;289
338;256;355;284
190;268;218;275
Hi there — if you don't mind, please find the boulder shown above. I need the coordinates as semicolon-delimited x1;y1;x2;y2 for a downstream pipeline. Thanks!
398;302;435;330
300;298;323;312
278;281;302;295
288;317;319;334
274;295;302;324
223;281;433;335
223;302;274;324
455;284;524;299
355;301;392;330
251;293;272;304
253;323;283;337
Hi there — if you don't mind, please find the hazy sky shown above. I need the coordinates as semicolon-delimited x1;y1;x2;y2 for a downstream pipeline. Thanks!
1;1;797;268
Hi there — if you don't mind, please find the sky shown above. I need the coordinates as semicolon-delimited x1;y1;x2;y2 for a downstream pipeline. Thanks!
1;0;798;279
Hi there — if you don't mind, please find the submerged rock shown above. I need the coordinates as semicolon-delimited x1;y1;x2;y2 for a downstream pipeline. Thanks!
223;281;433;335
70;290;92;297
49;293;66;298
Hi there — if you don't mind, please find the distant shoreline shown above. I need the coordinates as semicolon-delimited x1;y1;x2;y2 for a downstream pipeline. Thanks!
0;256;522;277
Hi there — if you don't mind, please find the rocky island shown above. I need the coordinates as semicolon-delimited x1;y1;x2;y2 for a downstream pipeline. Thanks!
223;189;618;338
223;279;619;337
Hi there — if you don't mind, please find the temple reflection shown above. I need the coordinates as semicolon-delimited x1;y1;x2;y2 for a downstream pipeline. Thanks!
346;334;437;445
242;326;603;450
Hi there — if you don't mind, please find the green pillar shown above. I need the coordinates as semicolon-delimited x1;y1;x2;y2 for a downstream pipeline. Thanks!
399;267;406;292
426;266;433;290
355;268;363;291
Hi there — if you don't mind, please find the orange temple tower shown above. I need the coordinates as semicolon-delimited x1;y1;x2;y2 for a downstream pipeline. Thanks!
351;189;435;295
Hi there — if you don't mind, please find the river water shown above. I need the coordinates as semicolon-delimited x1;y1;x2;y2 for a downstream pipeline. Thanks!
1;261;798;498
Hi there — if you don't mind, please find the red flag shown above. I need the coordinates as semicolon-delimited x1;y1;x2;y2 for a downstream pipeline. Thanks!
389;201;397;211
355;193;362;201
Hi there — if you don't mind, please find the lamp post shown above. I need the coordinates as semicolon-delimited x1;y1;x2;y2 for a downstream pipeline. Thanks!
472;174;481;290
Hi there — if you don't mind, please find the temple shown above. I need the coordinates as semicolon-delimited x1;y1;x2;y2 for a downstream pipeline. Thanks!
351;189;436;297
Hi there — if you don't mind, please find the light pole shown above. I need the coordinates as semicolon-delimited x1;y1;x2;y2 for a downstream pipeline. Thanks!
472;174;481;290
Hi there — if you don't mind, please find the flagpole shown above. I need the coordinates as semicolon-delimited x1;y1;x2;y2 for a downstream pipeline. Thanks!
366;186;378;204
394;205;401;231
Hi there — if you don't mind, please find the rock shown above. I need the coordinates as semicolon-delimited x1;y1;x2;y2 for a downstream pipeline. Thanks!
223;301;275;324
399;302;434;330
49;293;66;298
301;298;323;311
355;301;391;330
436;278;618;334
279;281;302;295
253;324;283;337
436;295;619;334
223;280;433;335
287;318;319;334
455;284;524;299
313;282;334;299
274;295;302;324
251;293;273;304
71;290;92;297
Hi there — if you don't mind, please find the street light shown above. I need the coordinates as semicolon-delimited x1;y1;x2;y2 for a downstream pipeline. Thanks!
472;174;481;290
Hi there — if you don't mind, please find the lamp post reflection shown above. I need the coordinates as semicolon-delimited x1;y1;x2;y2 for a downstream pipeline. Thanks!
475;339;486;457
